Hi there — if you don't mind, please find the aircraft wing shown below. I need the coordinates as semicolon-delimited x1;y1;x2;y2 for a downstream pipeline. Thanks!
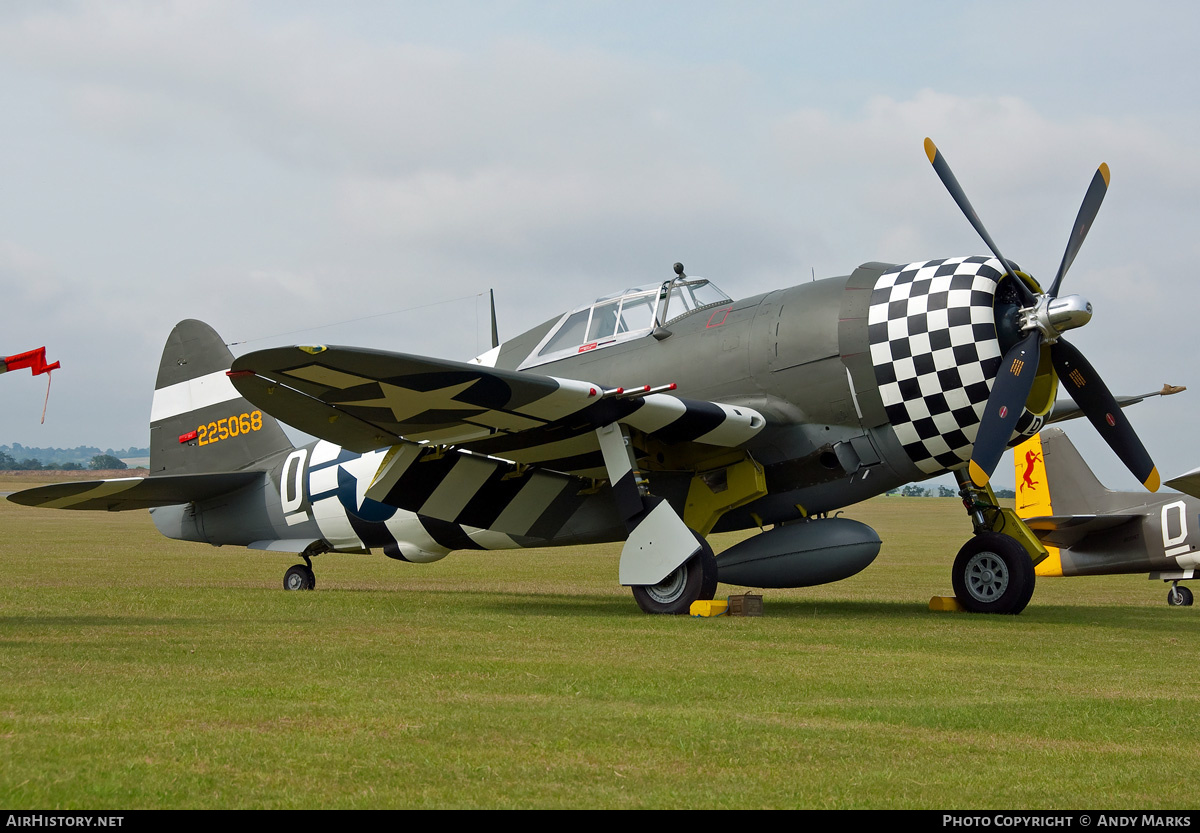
1166;468;1200;499
228;346;765;462
1022;513;1142;547
1046;383;1185;425
7;471;261;511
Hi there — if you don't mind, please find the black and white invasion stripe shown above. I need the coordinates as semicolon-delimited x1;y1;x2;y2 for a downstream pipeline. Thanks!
365;440;619;543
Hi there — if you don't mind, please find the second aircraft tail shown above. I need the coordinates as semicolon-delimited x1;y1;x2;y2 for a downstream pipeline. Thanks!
1013;427;1111;521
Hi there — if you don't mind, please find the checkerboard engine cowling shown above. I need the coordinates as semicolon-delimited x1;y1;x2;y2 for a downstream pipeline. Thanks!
867;257;1044;476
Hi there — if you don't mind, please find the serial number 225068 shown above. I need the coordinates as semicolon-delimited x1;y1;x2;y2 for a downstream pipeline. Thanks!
198;411;263;446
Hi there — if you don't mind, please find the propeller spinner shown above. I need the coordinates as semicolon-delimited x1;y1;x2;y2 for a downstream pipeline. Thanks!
923;138;1159;492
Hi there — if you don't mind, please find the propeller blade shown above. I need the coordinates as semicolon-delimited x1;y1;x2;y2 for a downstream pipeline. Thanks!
1050;337;1160;491
1047;163;1110;298
968;331;1043;487
924;138;1034;305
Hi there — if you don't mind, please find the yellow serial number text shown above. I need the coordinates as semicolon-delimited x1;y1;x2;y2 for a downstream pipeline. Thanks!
198;411;263;446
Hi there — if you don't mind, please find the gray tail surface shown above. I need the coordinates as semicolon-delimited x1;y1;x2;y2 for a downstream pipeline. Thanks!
1022;427;1112;517
149;320;294;476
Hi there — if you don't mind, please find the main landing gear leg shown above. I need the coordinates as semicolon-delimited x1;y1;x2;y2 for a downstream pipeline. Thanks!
950;468;1042;614
596;422;716;615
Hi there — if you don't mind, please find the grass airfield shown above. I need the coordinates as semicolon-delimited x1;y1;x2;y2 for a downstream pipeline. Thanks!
1;480;1197;810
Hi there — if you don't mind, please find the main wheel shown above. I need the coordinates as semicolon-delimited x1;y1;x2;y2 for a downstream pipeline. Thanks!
1168;585;1193;607
952;532;1035;614
284;564;315;591
631;535;718;615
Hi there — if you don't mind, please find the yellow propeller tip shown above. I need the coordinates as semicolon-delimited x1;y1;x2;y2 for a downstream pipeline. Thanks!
968;460;990;488
924;137;938;164
1099;162;1111;187
1144;467;1160;493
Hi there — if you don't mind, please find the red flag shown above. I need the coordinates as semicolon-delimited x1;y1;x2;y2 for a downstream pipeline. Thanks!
1;347;60;376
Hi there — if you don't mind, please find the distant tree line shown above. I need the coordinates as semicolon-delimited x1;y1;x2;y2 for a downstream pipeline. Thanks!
0;443;148;471
0;450;131;470
887;485;1016;499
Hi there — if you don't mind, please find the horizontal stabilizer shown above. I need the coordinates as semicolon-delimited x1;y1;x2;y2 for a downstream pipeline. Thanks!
1022;514;1141;547
7;471;261;511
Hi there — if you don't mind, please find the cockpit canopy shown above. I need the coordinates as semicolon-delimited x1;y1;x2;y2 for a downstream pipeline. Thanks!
521;277;731;368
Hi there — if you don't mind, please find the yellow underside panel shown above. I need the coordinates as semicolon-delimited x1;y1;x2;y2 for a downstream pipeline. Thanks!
1034;546;1064;577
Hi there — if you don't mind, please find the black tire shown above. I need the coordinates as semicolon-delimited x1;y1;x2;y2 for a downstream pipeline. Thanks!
1168;585;1193;607
303;565;317;590
631;535;718;615
284;564;314;591
695;534;719;601
952;532;1035;614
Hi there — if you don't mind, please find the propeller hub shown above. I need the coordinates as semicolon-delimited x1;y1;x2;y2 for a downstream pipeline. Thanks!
1020;293;1092;342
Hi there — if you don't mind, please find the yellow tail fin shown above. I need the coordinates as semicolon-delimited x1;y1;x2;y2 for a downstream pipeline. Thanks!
1012;433;1063;576
1014;433;1052;519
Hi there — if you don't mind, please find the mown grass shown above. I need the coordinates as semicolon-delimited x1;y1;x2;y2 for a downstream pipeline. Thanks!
1;482;1197;809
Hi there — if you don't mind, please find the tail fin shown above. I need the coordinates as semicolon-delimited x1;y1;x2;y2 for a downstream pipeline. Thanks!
1013;427;1109;519
150;320;293;476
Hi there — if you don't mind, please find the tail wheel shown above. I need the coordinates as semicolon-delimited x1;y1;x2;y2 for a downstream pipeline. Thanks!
952;532;1035;614
1168;585;1194;607
631;534;718;615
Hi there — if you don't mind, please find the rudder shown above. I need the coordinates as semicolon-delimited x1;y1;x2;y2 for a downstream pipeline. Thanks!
149;320;293;476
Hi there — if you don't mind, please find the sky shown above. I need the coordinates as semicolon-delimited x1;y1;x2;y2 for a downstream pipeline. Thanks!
0;0;1196;492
